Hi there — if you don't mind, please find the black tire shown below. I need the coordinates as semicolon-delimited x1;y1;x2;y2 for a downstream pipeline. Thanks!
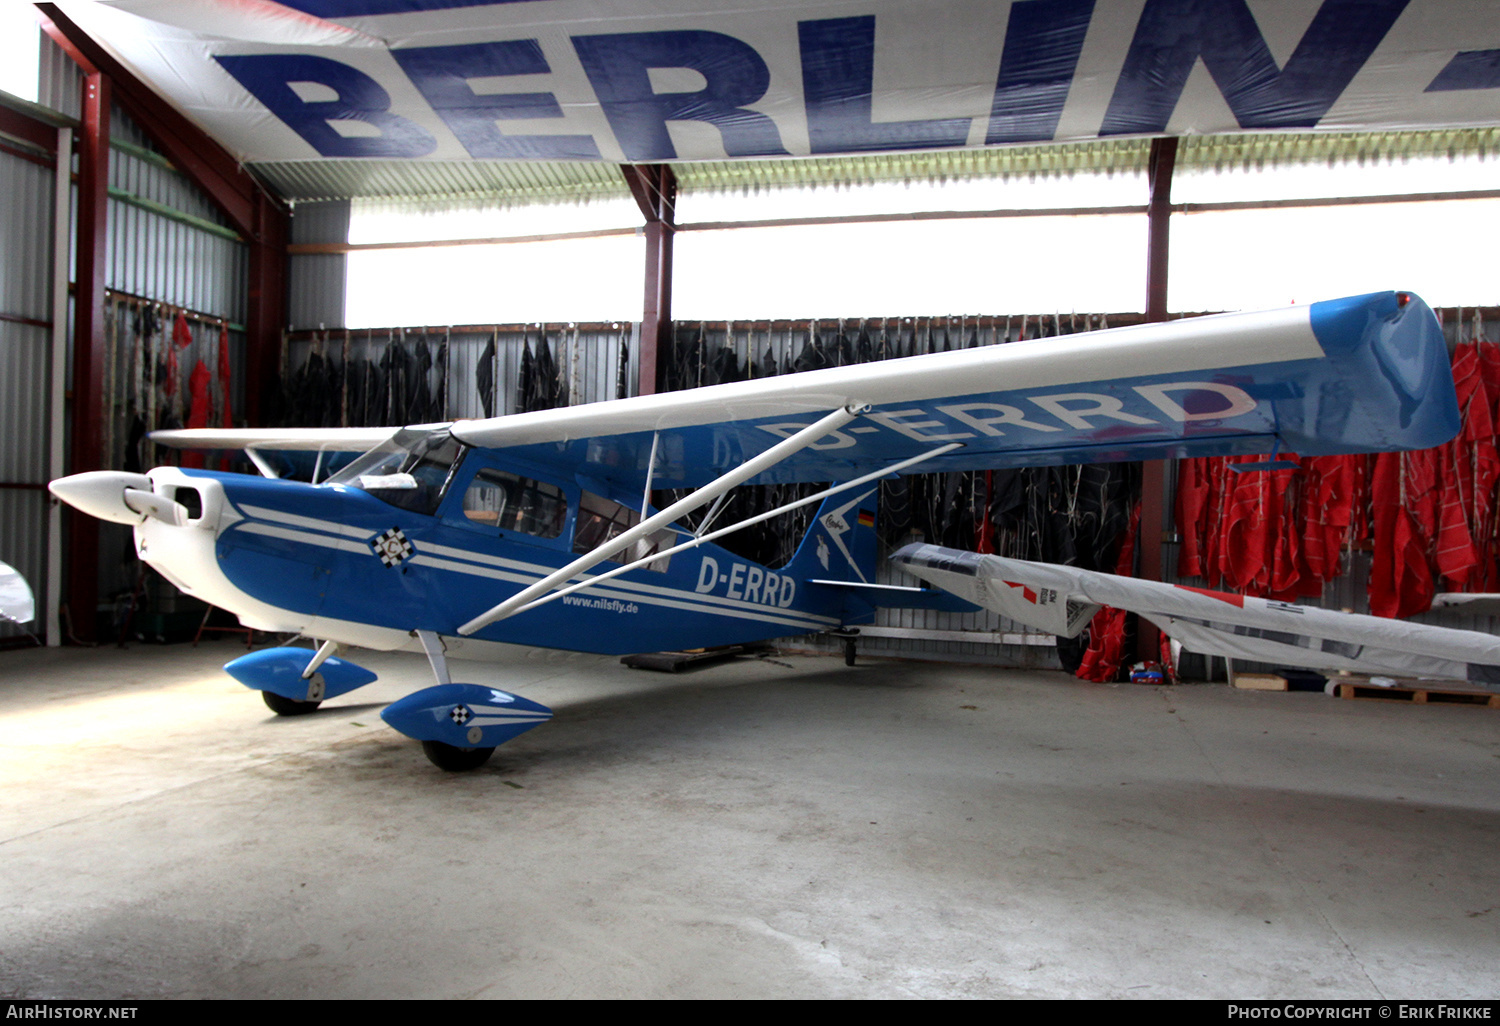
422;741;496;772
843;638;857;667
262;690;322;716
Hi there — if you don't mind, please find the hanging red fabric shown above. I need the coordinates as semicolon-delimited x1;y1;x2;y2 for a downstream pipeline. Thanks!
181;361;211;469
1218;456;1275;594
1475;342;1500;589
166;311;192;401
1075;502;1140;683
1174;457;1212;578
217;323;233;429
1369;451;1435;618
974;470;994;554
1266;457;1306;600
1299;454;1363;586
1433;343;1483;588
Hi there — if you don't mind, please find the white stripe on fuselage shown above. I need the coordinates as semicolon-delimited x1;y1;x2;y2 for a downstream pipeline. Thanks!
229;508;839;631
235;521;375;557
239;503;374;540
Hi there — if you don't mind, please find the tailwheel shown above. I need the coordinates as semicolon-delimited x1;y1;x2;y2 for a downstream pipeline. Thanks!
421;740;496;772
829;627;860;667
262;691;322;716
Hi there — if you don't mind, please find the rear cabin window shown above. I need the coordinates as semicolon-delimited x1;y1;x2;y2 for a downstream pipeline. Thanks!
573;491;675;571
463;469;567;539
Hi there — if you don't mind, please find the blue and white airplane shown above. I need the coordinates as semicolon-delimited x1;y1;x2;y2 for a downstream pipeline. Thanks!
50;292;1459;770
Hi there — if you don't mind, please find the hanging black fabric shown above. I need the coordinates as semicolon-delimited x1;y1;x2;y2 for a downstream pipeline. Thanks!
380;342;411;427
408;340;433;423
616;335;630;400
434;337;449;421
477;335;497;418
532;332;558;411
516;336;536;413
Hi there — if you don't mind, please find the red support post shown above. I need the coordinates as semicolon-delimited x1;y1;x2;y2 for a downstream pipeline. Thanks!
1146;137;1178;323
245;190;288;426
622;165;677;396
66;71;111;642
1138;137;1179;662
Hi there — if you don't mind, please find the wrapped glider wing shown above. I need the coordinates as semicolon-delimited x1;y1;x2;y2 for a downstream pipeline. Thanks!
893;545;1500;686
153;292;1458;493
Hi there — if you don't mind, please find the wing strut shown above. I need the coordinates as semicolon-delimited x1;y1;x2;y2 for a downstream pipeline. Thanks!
499;440;965;619
457;405;864;636
641;430;660;516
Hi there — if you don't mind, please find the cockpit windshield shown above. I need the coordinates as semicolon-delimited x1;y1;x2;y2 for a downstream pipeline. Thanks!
325;428;464;515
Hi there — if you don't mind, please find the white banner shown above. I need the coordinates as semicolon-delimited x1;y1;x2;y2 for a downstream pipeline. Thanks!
55;0;1500;163
894;544;1500;685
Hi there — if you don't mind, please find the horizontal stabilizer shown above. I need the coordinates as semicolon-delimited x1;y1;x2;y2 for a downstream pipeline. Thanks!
806;579;980;613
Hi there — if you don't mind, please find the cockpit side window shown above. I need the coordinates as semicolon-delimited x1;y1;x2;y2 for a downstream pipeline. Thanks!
573;490;674;571
463;469;567;539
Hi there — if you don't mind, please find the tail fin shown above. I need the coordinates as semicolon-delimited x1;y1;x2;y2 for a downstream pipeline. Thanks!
788;488;981;621
782;486;879;584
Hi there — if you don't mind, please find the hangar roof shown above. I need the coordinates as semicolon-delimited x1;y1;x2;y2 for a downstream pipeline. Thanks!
249;128;1500;205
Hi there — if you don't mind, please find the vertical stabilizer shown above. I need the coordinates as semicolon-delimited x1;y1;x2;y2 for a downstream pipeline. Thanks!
783;486;879;584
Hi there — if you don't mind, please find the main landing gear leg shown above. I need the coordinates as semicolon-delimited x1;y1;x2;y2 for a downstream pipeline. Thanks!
262;638;341;716
414;630;495;772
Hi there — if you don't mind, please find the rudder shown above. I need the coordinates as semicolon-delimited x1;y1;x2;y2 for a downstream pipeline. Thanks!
782;486;879;584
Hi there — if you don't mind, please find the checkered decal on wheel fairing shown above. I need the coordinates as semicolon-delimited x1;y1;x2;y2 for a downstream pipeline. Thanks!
371;527;414;567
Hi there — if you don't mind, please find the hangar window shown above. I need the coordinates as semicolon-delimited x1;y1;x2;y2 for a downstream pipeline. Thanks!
345;197;644;327
0;8;39;102
671;173;1148;319
1169;154;1500;312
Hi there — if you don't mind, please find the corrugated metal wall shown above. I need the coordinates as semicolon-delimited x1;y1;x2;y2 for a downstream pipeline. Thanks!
92;108;252;620
107;114;248;319
289;200;349;331
0;134;57;643
37;34;79;121
283;322;641;426
17;36;254;635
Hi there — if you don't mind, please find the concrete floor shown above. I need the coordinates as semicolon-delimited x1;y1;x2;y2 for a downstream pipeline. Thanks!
1;640;1498;999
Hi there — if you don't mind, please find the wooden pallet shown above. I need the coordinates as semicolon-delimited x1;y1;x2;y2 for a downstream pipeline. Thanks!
1336;680;1500;708
620;643;768;673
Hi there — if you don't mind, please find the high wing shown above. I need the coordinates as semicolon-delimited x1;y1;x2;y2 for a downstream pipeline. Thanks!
893;544;1500;686
146;427;433;451
152;292;1458;493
